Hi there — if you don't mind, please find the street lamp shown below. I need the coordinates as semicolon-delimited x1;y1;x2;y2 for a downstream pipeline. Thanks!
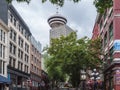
91;69;100;90
80;70;86;90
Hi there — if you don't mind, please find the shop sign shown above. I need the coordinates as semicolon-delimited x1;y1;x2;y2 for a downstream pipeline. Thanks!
114;40;120;51
115;74;120;85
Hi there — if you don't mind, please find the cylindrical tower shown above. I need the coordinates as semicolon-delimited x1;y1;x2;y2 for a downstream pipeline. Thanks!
48;14;67;28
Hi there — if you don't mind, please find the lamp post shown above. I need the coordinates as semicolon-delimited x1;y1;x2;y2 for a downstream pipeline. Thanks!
80;70;86;90
91;69;100;90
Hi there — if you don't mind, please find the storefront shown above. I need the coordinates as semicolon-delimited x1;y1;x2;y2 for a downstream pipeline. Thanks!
0;75;11;90
8;67;30;90
104;63;120;90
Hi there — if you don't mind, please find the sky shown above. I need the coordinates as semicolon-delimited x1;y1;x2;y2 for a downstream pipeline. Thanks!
13;0;97;49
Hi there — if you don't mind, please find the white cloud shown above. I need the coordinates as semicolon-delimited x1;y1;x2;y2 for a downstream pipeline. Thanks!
13;0;97;49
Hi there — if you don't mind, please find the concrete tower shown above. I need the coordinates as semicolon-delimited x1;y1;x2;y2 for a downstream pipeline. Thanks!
48;13;75;40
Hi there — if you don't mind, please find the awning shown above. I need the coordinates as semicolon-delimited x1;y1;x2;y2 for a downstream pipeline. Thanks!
0;75;11;84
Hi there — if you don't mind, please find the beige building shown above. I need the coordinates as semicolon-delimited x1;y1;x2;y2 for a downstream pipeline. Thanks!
0;19;9;90
7;5;31;90
0;0;42;90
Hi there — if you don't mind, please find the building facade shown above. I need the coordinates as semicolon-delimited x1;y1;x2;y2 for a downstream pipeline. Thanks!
0;19;10;90
0;0;43;90
0;0;32;89
48;14;75;40
92;0;120;90
8;4;31;90
30;36;42;90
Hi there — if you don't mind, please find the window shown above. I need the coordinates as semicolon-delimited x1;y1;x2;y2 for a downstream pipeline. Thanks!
21;39;23;48
10;29;12;39
25;43;29;53
18;49;23;59
9;57;16;68
9;42;16;55
13;45;16;55
18;62;23;71
0;44;2;57
3;46;5;59
0;60;5;75
25;54;29;63
9;42;12;53
21;51;23;59
10;29;16;42
18;37;20;46
109;22;113;40
21;28;23;34
14;18;16;26
0;60;2;73
0;30;1;41
0;30;2;41
0;44;5;58
18;36;24;48
3;32;5;43
109;47;113;62
104;32;107;47
13;32;16;42
0;29;6;43
18;49;20;58
3;61;5;74
9;56;12;67
13;58;16;68
10;14;13;22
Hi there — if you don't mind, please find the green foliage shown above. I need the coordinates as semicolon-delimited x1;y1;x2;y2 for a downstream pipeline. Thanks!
94;0;113;13
43;52;66;84
44;32;102;87
6;0;112;13
42;0;80;7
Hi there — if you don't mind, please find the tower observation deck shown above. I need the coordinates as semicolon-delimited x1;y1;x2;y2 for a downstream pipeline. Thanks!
48;14;67;28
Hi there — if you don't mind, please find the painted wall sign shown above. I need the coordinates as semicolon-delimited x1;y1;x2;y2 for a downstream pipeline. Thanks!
114;40;120;51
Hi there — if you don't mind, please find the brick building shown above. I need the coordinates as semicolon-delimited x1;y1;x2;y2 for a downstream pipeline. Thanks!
92;0;120;90
30;36;42;90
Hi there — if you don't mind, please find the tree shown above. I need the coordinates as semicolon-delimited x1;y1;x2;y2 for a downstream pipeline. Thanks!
43;52;67;88
6;0;112;13
44;32;102;88
94;0;113;13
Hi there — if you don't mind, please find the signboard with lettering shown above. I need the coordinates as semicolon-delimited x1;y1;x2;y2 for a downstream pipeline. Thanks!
114;40;120;51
